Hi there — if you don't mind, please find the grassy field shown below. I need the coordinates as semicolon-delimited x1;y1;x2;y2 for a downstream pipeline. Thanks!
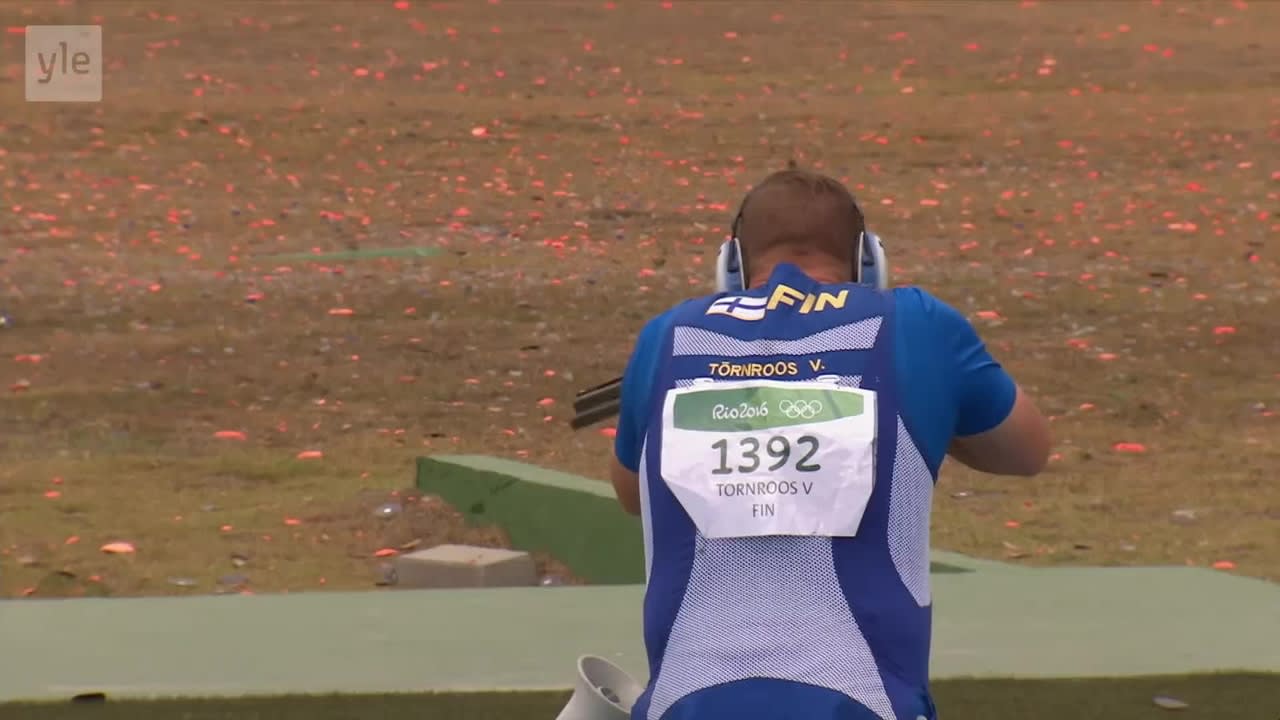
1;0;1278;598
6;675;1280;720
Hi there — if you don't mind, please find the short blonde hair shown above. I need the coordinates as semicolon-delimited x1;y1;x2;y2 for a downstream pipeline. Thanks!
736;169;864;266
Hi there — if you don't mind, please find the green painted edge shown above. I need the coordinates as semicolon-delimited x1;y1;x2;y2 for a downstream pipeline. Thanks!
415;456;645;584
433;455;616;498
930;550;1027;574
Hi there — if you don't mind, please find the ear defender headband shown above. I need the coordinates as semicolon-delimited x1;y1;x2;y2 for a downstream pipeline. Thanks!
715;192;889;293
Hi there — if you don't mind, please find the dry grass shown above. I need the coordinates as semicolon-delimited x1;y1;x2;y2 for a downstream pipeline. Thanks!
0;0;1277;597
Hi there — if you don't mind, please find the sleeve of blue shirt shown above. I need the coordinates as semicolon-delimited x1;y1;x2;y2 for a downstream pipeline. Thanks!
614;309;676;473
893;287;1017;471
942;297;1018;438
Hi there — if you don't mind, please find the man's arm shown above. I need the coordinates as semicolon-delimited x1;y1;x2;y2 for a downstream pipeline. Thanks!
949;385;1051;476
610;457;641;515
609;310;672;514
927;295;1051;476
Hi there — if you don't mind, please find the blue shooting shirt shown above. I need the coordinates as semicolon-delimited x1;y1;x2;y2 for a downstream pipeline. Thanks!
612;265;1017;720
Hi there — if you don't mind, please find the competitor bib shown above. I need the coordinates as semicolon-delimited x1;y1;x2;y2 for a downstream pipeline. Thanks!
660;378;877;539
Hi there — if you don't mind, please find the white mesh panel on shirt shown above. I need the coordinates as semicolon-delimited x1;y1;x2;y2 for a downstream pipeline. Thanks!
646;535;896;720
672;318;882;358
638;446;654;582
887;417;934;607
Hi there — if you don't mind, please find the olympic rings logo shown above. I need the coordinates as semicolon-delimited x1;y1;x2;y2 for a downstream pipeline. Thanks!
778;399;823;419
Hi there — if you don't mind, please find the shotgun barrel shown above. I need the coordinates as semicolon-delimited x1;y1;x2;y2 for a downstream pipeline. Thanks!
570;376;623;429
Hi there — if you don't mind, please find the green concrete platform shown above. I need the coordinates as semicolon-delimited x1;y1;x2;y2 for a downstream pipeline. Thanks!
1;455;1276;703
2;556;1277;702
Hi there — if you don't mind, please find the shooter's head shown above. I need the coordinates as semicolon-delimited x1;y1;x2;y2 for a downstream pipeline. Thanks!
730;169;866;289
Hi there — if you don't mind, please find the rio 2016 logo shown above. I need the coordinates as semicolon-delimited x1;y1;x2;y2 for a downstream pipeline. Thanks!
711;402;769;420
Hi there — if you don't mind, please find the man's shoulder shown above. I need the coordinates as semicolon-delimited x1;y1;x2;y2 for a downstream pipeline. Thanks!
889;285;945;312
889;286;971;326
888;286;976;356
636;287;961;338
638;295;718;333
632;299;700;350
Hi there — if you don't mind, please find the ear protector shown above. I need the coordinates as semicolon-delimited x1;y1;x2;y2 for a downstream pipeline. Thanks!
714;194;889;293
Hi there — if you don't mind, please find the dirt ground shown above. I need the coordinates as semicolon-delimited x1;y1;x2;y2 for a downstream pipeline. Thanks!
9;675;1280;720
1;1;1276;598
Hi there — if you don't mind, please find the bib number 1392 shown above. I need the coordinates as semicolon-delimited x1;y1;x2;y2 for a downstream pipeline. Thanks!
661;379;878;539
710;434;822;475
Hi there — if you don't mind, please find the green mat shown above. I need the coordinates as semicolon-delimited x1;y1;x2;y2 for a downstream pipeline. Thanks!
5;675;1277;720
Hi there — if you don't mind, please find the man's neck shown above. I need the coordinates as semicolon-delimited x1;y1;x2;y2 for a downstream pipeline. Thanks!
747;261;850;288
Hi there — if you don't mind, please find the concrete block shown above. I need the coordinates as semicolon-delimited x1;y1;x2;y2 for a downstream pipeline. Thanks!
392;544;537;589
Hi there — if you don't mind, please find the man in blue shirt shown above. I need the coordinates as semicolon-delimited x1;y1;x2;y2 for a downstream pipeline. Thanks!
608;169;1051;720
